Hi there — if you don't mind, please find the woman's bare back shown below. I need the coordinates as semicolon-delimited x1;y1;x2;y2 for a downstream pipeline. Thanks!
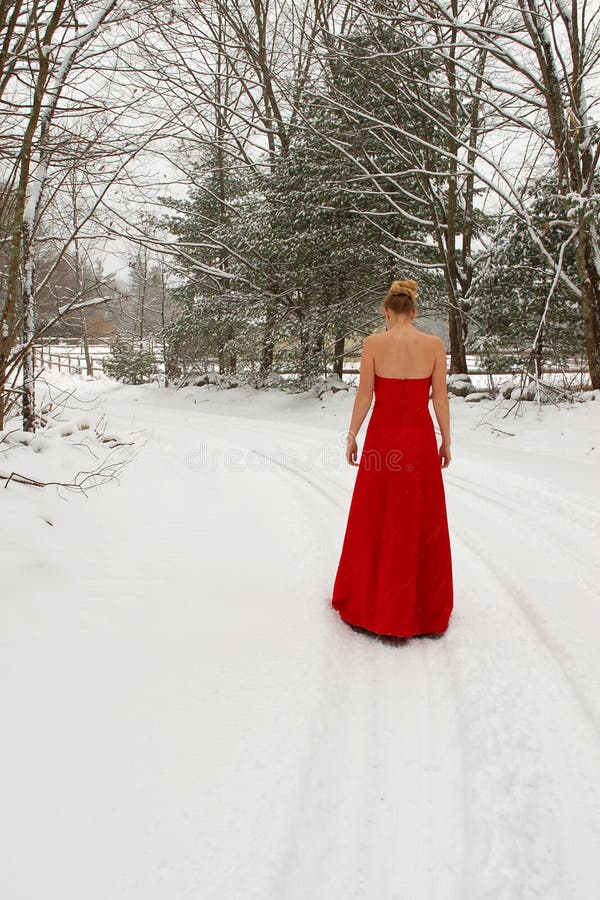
369;327;439;379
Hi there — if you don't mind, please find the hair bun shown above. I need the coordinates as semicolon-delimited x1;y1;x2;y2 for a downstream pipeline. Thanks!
389;278;418;299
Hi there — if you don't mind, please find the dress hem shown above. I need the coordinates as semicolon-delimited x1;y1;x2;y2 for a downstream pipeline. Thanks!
334;607;449;640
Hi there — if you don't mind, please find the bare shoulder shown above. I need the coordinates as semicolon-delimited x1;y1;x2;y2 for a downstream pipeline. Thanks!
431;336;448;380
410;328;441;345
362;333;381;349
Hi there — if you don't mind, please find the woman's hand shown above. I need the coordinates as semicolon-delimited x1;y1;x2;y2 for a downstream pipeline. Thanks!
439;441;451;468
346;434;359;466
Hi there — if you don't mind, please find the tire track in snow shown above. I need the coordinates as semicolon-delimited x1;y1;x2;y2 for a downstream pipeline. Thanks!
236;442;395;897
446;471;600;595
183;421;422;898
100;394;600;897
238;419;600;900
456;440;600;526
143;413;395;898
243;437;465;900
447;520;600;900
245;417;600;899
448;476;600;741
294;435;600;751
94;404;361;899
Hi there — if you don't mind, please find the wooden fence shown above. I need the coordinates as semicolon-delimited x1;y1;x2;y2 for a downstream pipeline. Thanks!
34;345;109;376
33;343;163;376
32;344;587;380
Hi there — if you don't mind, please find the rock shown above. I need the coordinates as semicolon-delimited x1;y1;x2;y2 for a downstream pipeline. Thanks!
314;374;350;398
249;372;284;389
175;372;214;388
509;386;530;400
502;378;535;400
525;382;541;401
179;371;242;389
510;382;537;401
220;376;240;389
448;380;477;397
447;373;473;386
580;389;599;401
0;428;35;445
464;391;495;402
509;380;558;402
500;380;517;398
263;372;284;389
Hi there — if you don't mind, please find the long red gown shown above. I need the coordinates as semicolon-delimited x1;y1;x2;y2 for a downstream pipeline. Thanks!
331;374;453;638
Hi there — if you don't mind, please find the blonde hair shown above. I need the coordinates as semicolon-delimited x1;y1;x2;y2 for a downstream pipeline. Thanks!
383;278;418;315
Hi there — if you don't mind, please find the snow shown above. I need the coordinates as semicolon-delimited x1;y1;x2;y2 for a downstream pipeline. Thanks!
57;296;112;315
2;372;600;899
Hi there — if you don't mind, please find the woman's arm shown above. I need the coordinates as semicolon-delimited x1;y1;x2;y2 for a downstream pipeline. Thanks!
431;338;451;467
346;337;375;465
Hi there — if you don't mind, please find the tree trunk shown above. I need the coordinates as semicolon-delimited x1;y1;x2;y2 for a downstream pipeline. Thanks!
444;1;469;376
0;358;7;430
259;297;277;378
577;214;600;388
446;280;468;374
533;321;544;377
21;219;36;432
81;312;93;376
333;333;345;379
298;304;323;382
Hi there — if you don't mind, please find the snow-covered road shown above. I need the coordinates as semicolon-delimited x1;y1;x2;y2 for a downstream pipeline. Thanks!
2;376;600;899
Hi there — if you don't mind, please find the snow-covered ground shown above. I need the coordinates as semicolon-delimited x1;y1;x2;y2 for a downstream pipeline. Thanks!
2;373;600;900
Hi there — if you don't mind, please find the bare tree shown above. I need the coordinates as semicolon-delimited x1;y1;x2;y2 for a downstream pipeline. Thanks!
114;0;336;377
270;0;597;382
0;1;178;430
408;0;600;383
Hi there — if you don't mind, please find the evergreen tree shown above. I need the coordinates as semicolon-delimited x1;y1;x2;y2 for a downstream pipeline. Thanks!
161;150;257;376
161;26;451;386
470;174;585;375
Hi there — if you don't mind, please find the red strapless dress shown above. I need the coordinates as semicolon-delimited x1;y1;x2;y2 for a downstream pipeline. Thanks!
331;374;453;638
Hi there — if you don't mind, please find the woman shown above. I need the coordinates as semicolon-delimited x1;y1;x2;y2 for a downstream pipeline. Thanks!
331;278;454;639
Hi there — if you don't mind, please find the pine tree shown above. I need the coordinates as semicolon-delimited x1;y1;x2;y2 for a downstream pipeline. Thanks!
470;174;585;375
